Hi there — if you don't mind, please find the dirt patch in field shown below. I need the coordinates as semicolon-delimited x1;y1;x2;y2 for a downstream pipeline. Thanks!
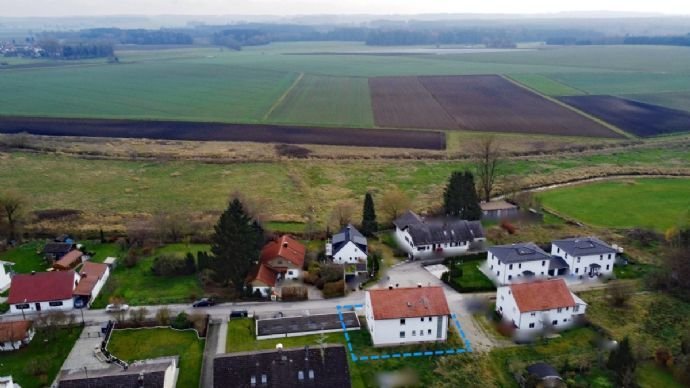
0;116;445;150
558;95;690;137
369;75;622;138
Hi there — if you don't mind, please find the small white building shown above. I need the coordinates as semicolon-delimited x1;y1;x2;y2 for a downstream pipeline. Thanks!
551;237;618;278
496;279;587;332
486;243;567;285
393;210;485;260
365;286;450;346
0;320;34;352
327;225;368;266
0;260;14;291
8;271;79;313
73;262;110;308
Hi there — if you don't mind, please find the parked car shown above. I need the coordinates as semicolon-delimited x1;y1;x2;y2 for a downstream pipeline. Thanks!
230;310;248;318
105;304;129;312
192;298;215;308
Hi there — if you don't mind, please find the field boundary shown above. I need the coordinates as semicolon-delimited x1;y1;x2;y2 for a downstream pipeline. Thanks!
263;72;304;121
502;75;634;140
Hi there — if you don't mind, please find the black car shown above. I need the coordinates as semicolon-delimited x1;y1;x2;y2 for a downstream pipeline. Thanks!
192;298;215;307
230;310;248;318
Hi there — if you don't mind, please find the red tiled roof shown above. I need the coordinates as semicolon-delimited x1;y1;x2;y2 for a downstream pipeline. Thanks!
0;320;32;342
8;271;76;304
74;262;108;296
510;279;576;313
260;235;306;269
53;250;83;270
368;286;450;320
246;264;277;287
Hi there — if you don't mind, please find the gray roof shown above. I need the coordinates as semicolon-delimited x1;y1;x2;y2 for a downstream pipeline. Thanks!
213;345;351;388
257;312;359;337
332;224;367;256
392;210;423;229
58;357;177;388
43;242;73;255
394;211;485;245
552;237;617;256
549;256;569;270
489;243;551;264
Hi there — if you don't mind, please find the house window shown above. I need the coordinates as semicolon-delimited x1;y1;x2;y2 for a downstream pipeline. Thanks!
575;268;579;274
501;295;504;301
563;319;568;323
509;264;513;270
420;330;424;336
49;301;63;307
577;257;580;263
420;317;424;322
600;255;603;260
250;376;256;386
261;375;267;384
499;306;503;312
530;312;536;317
497;271;500;277
542;260;546;266
552;320;558;325
490;265;493;270
15;303;29;309
608;254;612;259
298;371;304;380
529;323;535;328
574;305;580;313
508;275;512;280
428;329;432;335
400;318;406;325
412;330;416;336
606;265;610;270
565;307;569;311
557;307;562;313
557;248;560;253
308;370;314;380
400;331;405;338
519;263;522;269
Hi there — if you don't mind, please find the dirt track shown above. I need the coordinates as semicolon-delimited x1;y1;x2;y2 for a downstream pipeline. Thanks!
0;116;446;150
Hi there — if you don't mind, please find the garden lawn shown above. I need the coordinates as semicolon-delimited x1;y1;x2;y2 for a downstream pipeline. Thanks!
539;178;690;231
446;257;496;292
108;328;204;388
613;262;656;280
0;326;81;388
0;241;47;273
91;243;208;307
637;362;685;388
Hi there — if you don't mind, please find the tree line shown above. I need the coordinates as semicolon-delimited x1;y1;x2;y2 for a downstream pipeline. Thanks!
79;28;194;45
38;39;114;59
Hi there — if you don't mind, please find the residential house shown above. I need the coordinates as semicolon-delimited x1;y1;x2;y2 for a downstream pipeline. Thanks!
52;250;85;271
0;260;14;291
365;286;450;346
327;225;368;270
213;345;351;388
495;279;587;332
0;320;34;351
8;271;79;313
480;200;519;220
487;243;568;285
58;356;178;388
393;210;485;260
73;262;110;308
0;376;15;388
246;235;306;297
551;237;618;278
43;241;74;262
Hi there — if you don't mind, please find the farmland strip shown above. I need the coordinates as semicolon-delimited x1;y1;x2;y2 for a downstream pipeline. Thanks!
263;72;304;120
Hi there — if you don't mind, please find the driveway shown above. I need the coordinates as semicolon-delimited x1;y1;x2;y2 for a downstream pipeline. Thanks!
200;319;222;388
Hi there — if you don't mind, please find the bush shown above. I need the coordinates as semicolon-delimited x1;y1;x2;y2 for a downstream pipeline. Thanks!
323;280;345;298
155;307;171;325
281;286;308;301
151;254;196;276
0;302;8;314
171;312;191;330
275;143;312;158
500;220;516;234
123;248;140;268
302;271;318;285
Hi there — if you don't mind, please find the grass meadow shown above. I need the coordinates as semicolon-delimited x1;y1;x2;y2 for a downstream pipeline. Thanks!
538;178;690;231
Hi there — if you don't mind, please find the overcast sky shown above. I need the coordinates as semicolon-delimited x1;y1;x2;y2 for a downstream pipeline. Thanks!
1;0;689;17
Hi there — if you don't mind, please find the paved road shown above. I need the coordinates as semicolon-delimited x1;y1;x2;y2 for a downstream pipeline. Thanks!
200;320;222;388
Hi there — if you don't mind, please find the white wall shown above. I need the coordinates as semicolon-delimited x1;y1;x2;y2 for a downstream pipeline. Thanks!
0;328;34;352
395;228;471;260
333;241;367;264
10;298;74;314
163;358;178;388
0;264;11;291
487;252;550;285
550;245;615;277
251;286;271;297
365;292;448;346
89;266;110;303
496;286;587;331
285;269;300;280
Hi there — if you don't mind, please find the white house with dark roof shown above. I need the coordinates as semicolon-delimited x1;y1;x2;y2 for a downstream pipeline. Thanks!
551;237;619;278
327;224;368;266
0;260;14;291
393;210;485;260
487;243;569;285
365;286;450;346
496;279;587;332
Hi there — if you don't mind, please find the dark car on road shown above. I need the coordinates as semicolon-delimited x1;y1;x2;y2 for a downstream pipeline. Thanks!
192;298;215;307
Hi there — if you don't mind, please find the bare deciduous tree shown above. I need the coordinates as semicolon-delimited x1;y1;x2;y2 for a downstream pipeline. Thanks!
472;136;502;202
0;190;26;242
380;188;411;224
329;201;355;229
153;211;190;243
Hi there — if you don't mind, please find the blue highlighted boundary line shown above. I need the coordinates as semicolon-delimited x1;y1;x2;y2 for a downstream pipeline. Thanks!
337;304;472;362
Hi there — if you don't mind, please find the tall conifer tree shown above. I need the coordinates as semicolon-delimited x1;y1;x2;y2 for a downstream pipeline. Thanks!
361;192;378;236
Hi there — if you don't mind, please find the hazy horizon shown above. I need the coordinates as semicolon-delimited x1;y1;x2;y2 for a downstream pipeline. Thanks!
1;0;689;18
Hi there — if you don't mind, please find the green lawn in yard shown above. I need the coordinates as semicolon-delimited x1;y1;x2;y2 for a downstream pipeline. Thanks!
91;243;208;307
613;261;656;280
81;241;123;263
446;258;496;292
0;326;81;388
264;221;306;234
637;362;685;388
538;178;690;231
266;74;375;128
108;328;204;388
0;241;48;273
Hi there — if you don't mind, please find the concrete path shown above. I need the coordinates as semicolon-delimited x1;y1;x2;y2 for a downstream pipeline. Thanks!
200;320;222;388
216;321;228;354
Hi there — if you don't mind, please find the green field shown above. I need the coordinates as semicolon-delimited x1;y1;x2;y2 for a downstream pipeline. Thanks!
549;72;690;96
508;74;586;96
623;91;690;113
0;327;82;388
539;178;690;231
267;74;374;127
108;328;204;388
